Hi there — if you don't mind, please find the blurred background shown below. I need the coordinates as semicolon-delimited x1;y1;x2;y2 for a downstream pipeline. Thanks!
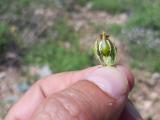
0;0;160;119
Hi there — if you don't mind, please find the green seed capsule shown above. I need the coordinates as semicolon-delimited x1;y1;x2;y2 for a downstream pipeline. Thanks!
94;32;117;66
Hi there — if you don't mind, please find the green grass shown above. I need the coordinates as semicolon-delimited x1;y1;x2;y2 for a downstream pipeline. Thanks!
107;24;122;35
53;19;79;46
24;40;93;72
102;0;160;72
129;41;160;72
126;0;160;30
76;0;89;6
91;0;127;14
107;22;160;72
0;0;10;12
0;0;31;12
0;22;26;55
0;22;19;54
0;22;10;53
113;27;160;72
24;20;94;72
0;1;94;72
91;0;160;30
1;0;159;73
130;52;160;72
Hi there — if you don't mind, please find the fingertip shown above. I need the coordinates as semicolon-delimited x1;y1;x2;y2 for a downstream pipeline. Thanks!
85;66;129;100
83;65;135;92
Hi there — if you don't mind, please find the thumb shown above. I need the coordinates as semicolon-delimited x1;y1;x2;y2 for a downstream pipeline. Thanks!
31;66;134;120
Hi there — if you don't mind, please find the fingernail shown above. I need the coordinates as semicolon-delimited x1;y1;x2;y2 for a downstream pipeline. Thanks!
85;66;130;99
116;66;135;91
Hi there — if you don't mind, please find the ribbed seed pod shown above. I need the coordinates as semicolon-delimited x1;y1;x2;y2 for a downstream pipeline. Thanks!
94;32;117;66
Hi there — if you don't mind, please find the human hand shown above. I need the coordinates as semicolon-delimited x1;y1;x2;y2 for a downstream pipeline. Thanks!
5;65;141;120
